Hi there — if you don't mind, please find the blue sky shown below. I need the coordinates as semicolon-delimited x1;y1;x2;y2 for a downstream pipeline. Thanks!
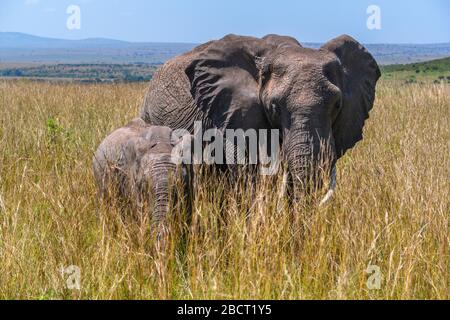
0;0;449;43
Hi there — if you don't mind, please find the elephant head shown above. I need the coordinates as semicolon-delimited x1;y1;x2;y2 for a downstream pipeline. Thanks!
134;127;194;230
185;34;380;198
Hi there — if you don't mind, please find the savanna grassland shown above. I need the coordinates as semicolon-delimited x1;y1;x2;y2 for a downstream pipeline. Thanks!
0;78;448;299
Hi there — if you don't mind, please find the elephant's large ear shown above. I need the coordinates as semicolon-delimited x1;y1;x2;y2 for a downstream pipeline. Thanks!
321;35;381;158
185;35;268;127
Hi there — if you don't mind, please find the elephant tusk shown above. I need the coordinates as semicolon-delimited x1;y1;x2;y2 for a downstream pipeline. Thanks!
277;172;289;211
319;165;336;207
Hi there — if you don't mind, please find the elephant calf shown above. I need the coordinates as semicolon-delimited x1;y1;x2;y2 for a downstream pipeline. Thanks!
93;118;193;233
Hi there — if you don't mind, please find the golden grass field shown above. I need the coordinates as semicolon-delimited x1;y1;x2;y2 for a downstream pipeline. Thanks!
0;79;448;299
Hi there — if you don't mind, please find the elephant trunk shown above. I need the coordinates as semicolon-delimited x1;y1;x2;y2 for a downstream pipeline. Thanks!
143;154;177;229
284;119;335;199
285;128;315;197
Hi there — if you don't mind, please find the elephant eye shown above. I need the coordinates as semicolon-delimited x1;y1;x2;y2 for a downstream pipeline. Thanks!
333;96;342;110
272;65;285;76
335;100;341;110
149;142;158;148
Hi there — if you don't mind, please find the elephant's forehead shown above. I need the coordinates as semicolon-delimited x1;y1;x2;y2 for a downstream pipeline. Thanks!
285;54;342;104
295;56;339;73
276;47;338;74
145;126;172;140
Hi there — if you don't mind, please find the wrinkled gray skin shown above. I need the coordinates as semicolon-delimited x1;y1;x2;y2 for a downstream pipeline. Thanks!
141;34;380;197
93;118;193;231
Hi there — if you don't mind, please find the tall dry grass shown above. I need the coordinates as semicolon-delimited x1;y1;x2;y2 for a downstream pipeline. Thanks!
0;79;448;299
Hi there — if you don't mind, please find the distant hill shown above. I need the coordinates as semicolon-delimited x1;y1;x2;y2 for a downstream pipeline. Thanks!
381;56;450;83
0;32;130;48
303;42;450;65
1;32;450;65
0;32;197;64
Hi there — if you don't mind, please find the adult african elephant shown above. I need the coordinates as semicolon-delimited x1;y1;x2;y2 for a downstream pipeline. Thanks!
140;34;380;199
